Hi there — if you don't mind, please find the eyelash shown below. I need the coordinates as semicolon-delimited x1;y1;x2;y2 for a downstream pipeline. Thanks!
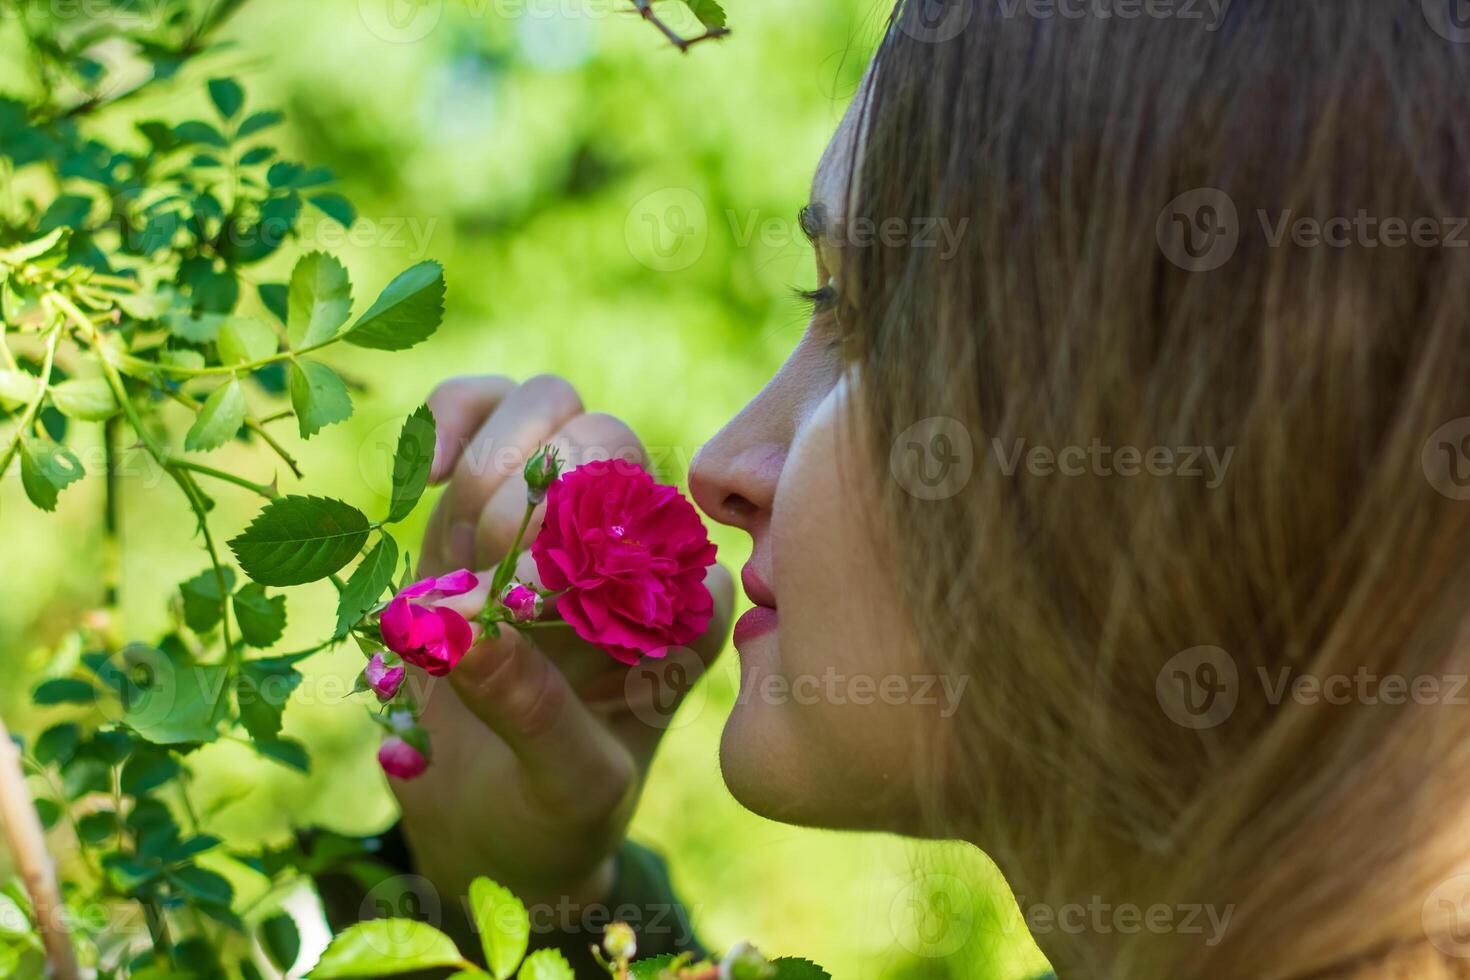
793;284;846;352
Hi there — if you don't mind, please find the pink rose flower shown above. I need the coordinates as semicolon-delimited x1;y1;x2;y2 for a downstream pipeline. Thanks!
377;736;428;780
501;583;542;623
379;570;482;676
531;459;717;664
362;652;405;702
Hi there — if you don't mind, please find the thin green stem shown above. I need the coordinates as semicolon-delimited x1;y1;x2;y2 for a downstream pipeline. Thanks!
0;322;63;482
115;336;338;379
159;385;302;479
490;501;536;598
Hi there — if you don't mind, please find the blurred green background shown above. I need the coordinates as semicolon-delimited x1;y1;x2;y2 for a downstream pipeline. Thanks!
0;1;1046;976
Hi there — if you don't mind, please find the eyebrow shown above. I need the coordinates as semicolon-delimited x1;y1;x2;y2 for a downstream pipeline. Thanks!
798;202;831;245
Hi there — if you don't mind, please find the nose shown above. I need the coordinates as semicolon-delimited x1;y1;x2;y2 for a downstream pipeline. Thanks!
689;418;783;533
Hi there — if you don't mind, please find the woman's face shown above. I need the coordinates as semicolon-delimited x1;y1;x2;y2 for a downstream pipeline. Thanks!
689;97;943;833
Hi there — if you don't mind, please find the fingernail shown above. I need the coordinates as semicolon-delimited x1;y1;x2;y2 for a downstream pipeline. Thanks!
449;521;477;569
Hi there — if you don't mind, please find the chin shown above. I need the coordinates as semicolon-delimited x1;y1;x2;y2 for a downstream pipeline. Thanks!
717;700;927;833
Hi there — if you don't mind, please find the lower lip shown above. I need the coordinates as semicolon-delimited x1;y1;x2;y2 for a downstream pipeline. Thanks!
733;606;778;646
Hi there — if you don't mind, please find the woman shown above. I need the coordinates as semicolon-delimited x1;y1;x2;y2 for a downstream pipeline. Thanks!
384;2;1470;977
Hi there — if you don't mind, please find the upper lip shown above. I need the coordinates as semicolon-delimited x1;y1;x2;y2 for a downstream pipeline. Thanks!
741;564;777;609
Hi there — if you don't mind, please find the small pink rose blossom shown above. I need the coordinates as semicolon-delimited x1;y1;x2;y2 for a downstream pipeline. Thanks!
531;459;717;664
501;584;542;623
380;570;482;676
362;652;405;702
377;736;428;780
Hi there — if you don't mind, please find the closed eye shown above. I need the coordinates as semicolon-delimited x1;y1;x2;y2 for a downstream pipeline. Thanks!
793;283;837;315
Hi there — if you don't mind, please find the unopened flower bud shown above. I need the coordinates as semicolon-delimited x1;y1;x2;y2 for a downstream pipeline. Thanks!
602;921;637;962
501;584;543;623
362;652;405;703
377;736;428;780
523;445;563;505
719;942;775;980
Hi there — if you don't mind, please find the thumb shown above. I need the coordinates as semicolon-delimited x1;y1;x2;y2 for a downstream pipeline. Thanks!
449;626;635;820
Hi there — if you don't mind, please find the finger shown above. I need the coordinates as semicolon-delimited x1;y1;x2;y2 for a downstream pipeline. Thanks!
450;626;635;819
473;412;649;568
426;375;515;484
433;375;584;572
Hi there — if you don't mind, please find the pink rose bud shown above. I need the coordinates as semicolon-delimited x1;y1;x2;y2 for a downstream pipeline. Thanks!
379;571;482;676
501;584;543;623
377;736;428;780
362;653;405;702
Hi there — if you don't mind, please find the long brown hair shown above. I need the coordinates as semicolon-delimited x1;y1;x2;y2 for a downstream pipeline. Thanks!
842;2;1470;976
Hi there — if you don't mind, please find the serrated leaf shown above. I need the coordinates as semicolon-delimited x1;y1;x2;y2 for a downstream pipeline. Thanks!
208;77;244;120
237;653;307;739
185;379;246;452
287;251;352;348
334;535;399;638
169;865;234;908
233;583;286;647
308;193;356;228
685;0;727;28
48;378;118;421
344;261;445;351
389;404;435;523
469;877;528;980
308;919;465;978
180;568;236;633
218;317;278;366
19;436;83;511
262;913;301;971
289;360;352;438
229;495;371;586
32;678;97;706
772;958;832;980
238;110;284;138
628;957;675;980
515;950;572;980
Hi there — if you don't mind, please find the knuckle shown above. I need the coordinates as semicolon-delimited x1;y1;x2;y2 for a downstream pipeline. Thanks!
428;374;511;412
519;373;583;418
565;412;644;464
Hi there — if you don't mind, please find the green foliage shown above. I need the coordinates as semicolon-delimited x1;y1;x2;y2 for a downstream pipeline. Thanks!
308;919;467;977
228;495;371;585
333;534;400;638
342;261;446;351
469;876;529;979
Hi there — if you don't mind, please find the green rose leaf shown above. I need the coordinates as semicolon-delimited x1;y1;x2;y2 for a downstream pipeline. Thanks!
124;664;226;746
344;261;445;351
772;958;832;980
389;404;436;523
32;678;97;707
469;877;529;980
515;950;572;980
251;736;310;773
185;379;246;452
166;309;228;343
289;360;353;439
229;495;371;585
233;583;287;647
628;957;675;980
218;317;279;366
238;110;284;139
334;534;399;638
48;378;118;421
0;368;37;408
19;436;83;512
237;654;307;740
34;723;81;766
685;0;727;28
174;120;229;149
261;913;302;972
168;865;234;908
309;193;356;228
287;251;352;349
208;77;244;120
308;919;466;978
180;568;236;633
